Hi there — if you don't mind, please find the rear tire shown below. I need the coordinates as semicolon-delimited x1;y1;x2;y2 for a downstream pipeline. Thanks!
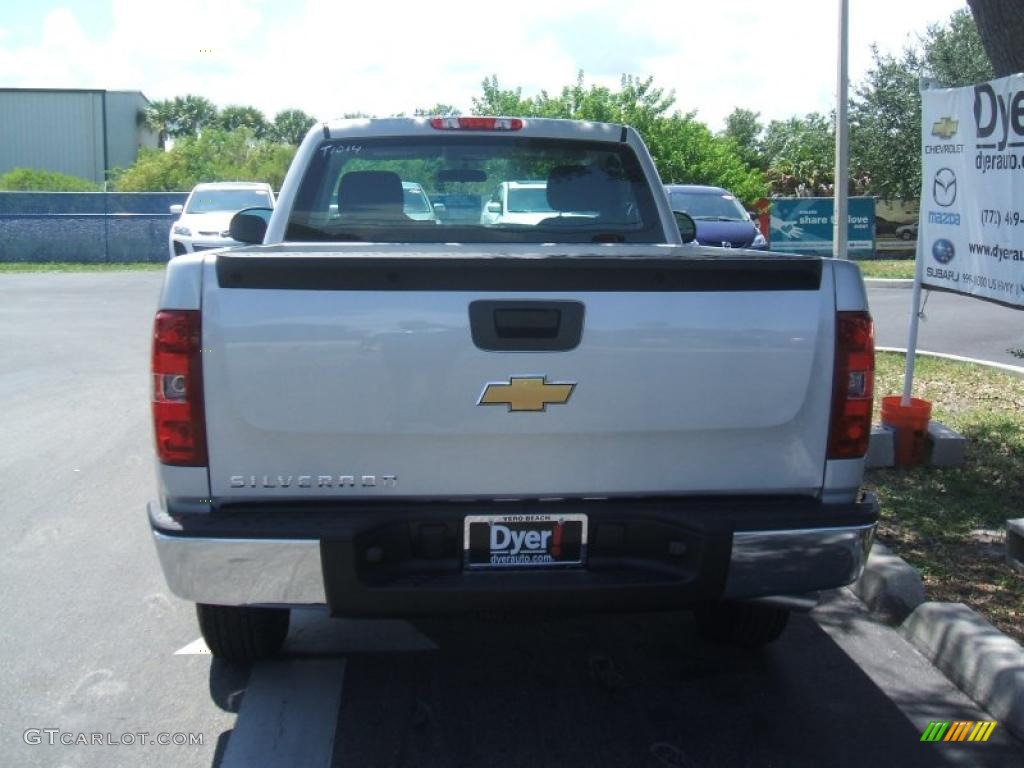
694;602;790;647
196;604;290;663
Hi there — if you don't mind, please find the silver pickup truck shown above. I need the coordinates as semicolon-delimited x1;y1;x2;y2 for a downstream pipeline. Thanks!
149;116;878;662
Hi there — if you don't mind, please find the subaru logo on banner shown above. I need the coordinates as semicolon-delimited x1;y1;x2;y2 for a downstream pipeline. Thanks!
918;74;1024;309
932;238;956;265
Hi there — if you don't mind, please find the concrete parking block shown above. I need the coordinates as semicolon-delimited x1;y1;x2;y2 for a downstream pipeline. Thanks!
866;424;895;469
899;602;1024;740
221;659;345;768
1008;519;1024;573
852;542;925;624
928;420;966;467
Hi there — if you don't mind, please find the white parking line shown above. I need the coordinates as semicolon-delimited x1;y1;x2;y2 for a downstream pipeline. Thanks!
174;637;210;655
172;612;432;766
221;659;346;768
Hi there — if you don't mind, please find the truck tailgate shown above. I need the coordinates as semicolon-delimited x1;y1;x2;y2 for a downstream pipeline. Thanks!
201;253;833;499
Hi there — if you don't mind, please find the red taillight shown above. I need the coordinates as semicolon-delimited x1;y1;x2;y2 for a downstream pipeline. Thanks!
429;116;523;131
828;311;875;459
152;310;207;466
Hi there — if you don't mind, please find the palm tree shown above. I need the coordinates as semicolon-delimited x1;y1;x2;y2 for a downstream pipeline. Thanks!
170;95;219;138
144;95;219;147
144;99;176;149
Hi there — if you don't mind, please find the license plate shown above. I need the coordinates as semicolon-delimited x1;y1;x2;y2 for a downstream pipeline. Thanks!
463;513;587;570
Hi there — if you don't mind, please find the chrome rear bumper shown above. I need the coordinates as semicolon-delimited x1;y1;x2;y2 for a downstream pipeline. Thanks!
152;530;327;605
150;499;875;608
724;524;875;599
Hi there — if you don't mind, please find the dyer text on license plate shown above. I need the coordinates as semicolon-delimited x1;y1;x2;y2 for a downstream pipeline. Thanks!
463;513;587;570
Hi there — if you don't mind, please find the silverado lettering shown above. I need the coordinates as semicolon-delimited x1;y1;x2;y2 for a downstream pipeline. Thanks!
229;474;398;488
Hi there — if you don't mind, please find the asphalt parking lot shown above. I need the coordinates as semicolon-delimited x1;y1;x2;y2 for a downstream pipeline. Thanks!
1;271;1021;768
868;280;1024;368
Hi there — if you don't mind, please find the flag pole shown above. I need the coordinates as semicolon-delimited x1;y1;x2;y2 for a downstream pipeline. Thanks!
833;0;849;260
901;231;926;406
901;78;936;406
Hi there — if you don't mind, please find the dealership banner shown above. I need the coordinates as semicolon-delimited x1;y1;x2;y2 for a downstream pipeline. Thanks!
919;73;1024;309
769;197;875;257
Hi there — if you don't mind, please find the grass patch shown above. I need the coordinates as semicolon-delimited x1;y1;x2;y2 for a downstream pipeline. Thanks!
855;259;915;279
866;352;1024;643
0;262;165;273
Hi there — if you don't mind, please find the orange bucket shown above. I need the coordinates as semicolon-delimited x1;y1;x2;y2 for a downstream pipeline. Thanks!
880;396;932;467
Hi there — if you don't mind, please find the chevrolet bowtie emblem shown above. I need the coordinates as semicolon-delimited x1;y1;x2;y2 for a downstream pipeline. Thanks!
478;376;576;412
931;117;959;140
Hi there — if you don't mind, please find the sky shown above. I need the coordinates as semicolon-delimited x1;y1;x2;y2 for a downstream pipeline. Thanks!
0;0;971;130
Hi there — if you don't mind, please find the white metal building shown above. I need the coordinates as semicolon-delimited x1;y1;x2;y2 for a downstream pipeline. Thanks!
0;89;159;185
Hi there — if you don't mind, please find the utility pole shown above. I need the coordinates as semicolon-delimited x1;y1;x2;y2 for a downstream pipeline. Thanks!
833;0;850;259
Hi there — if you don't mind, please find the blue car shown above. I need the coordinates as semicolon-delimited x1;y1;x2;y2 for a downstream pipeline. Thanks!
665;184;768;250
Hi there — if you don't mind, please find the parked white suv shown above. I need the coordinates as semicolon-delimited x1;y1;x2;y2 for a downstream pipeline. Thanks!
168;182;275;258
480;180;558;226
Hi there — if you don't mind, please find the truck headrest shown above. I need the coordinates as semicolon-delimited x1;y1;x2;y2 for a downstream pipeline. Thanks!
338;171;404;214
546;164;621;213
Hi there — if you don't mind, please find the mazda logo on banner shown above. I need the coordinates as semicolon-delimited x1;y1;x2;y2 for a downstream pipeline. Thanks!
933;168;957;207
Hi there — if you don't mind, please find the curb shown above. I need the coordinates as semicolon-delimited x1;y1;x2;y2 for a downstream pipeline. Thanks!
900;603;1024;740
876;346;1024;378
1009;519;1024;573
864;278;913;287
851;543;925;624
853;544;1024;740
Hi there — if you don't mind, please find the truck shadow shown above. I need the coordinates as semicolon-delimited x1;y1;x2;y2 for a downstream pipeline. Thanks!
209;606;1016;768
330;610;913;768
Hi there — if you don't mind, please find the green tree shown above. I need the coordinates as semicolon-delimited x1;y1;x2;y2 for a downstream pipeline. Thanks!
217;105;269;138
720;108;765;171
168;95;219;138
245;143;297;189
471;76;536;116
848;9;993;201
850;46;922;201
646;114;768;202
144;99;176;149
112;129;295;191
414;104;460;117
0;167;101;191
469;73;767;203
762;113;836;196
144;95;219;142
271;109;317;145
923;8;993;86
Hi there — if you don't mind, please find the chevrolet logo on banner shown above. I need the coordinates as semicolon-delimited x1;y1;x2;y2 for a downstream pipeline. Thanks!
478;376;576;412
931;117;959;140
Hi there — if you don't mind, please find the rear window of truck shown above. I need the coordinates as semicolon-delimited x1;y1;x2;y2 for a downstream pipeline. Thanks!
286;136;664;244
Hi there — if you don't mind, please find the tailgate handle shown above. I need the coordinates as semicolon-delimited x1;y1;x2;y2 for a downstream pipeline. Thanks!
494;308;560;338
470;300;584;351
